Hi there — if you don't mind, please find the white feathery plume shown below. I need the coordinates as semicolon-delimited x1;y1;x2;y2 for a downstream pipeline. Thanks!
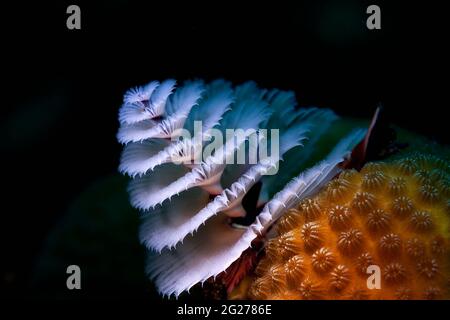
145;129;365;297
136;91;305;240
128;132;253;210
123;81;160;105
119;80;175;125
117;79;366;297
119;80;233;177
119;139;170;178
117;81;203;144
184;79;234;135
126;81;272;209
127;163;190;210
149;79;177;116
138;111;317;251
139;161;272;252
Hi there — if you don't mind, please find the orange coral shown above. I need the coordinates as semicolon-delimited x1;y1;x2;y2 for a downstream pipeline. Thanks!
245;154;450;300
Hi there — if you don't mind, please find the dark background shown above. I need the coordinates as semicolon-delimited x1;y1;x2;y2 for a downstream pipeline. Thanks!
1;0;448;299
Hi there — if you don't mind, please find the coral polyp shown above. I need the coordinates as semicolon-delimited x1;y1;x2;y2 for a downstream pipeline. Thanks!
397;158;418;175
392;196;414;217
406;238;425;259
249;277;271;299
337;229;364;256
327;205;352;230
351;192;376;214
410;210;433;232
277;231;304;260
367;209;391;232
244;154;450;300
419;184;440;203
326;179;353;203
330;265;351;290
284;255;305;283
362;171;387;191
388;177;407;196
298;278;323;300
276;209;302;235
301;222;323;251
355;252;375;274
299;199;323;221
383;263;407;284
311;247;335;273
378;233;402;257
266;265;286;293
417;258;439;279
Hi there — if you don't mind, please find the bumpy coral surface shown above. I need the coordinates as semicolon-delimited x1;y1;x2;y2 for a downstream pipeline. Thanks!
248;154;450;300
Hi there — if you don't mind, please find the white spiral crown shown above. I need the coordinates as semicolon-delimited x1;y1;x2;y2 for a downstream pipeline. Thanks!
117;79;365;297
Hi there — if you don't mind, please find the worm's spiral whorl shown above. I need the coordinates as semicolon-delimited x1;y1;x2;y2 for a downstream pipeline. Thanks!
117;79;364;297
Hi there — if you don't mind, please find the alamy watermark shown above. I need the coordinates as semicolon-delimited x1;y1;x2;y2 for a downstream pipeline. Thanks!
66;5;81;30
66;265;81;289
366;264;381;289
67;5;380;31
366;5;381;30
